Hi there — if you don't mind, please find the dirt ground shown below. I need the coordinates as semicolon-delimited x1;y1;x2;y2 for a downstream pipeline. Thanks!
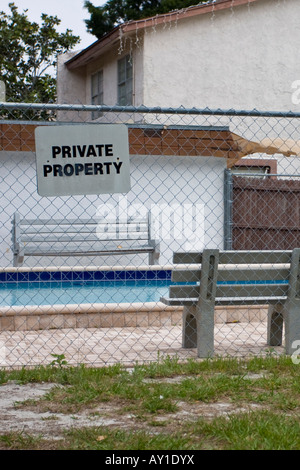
0;378;264;440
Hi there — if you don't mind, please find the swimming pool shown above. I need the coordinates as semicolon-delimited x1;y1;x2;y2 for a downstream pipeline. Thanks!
0;267;287;308
0;268;174;307
0;279;174;307
0;267;275;331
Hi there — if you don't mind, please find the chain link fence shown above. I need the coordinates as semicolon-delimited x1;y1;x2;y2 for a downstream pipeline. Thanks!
1;102;300;368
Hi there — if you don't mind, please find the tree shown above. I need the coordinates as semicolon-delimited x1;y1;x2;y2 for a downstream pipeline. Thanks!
0;2;80;103
84;0;208;39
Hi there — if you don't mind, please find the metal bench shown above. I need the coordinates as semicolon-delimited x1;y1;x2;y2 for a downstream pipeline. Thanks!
11;211;160;267
160;248;300;357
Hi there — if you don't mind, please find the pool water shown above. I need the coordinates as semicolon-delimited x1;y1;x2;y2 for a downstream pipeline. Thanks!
0;269;286;308
0;279;173;307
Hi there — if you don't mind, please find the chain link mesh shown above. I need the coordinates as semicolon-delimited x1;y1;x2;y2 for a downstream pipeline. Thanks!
1;102;300;368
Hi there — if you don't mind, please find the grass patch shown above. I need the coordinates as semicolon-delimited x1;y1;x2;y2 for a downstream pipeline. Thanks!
0;431;45;450
1;354;300;449
192;410;300;450
60;427;195;451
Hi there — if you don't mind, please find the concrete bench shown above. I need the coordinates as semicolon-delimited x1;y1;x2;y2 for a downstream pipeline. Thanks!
11;211;160;267
160;248;300;357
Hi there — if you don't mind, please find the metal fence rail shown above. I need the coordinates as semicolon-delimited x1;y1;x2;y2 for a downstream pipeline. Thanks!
1;102;300;368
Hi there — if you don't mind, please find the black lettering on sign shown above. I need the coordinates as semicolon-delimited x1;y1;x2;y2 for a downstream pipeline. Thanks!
94;163;103;175
105;145;113;156
86;145;97;157
52;147;61;158
43;161;123;177
53;165;63;177
62;147;72;158
75;164;84;175
113;160;123;174
43;165;52;176
85;163;93;175
64;164;74;176
77;145;86;157
51;144;114;159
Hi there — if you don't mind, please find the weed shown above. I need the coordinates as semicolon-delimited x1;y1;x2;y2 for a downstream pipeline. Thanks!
50;354;68;369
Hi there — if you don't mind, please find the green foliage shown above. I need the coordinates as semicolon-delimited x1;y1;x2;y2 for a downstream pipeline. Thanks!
50;354;69;369
84;0;208;39
0;2;80;104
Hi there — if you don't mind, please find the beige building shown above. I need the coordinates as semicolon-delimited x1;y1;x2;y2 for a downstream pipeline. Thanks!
57;0;300;116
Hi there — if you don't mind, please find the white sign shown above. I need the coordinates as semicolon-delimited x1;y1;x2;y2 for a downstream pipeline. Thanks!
35;124;131;196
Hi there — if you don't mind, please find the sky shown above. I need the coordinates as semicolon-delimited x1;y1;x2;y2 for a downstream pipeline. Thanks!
1;0;106;51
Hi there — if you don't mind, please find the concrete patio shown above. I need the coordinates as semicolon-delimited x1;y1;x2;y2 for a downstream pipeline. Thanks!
0;321;285;369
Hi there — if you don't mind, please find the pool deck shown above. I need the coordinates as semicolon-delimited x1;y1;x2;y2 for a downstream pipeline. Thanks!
0;265;286;368
0;321;285;369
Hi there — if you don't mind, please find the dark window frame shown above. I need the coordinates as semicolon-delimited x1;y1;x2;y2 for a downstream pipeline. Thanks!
117;55;133;106
91;70;104;120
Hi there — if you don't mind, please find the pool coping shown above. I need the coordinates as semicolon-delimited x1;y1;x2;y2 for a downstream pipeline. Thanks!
0;264;170;272
0;301;181;316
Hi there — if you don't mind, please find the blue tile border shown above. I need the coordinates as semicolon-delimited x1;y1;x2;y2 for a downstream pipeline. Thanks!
0;269;172;285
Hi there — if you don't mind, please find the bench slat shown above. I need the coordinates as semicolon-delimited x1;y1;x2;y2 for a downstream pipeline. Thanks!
173;250;293;265
216;283;289;298
20;225;148;235
23;246;155;256
169;285;200;298
161;296;287;307
171;269;201;282
19;217;148;225
172;267;290;283
169;282;289;300
215;296;287;305
173;252;203;264
217;268;290;283
19;234;149;243
219;251;293;265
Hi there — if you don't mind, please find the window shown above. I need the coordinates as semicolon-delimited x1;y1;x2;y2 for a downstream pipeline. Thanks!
118;55;133;106
91;70;103;119
231;159;277;179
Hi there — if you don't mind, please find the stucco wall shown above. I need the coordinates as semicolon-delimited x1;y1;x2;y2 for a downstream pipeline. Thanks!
0;151;225;268
57;52;86;107
142;0;299;111
57;37;144;122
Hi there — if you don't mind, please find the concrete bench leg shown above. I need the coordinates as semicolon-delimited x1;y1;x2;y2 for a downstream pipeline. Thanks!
283;249;300;355
267;301;300;355
196;302;214;358
267;304;284;346
182;304;214;357
284;299;300;355
13;253;24;267
182;306;197;348
181;249;218;358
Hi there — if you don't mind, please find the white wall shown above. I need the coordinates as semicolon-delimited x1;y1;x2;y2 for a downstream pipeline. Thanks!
0;151;225;268
142;0;300;112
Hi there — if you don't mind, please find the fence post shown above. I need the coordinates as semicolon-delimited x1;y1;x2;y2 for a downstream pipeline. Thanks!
224;169;233;250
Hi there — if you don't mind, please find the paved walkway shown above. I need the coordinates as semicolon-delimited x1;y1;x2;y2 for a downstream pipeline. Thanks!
0;322;285;369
